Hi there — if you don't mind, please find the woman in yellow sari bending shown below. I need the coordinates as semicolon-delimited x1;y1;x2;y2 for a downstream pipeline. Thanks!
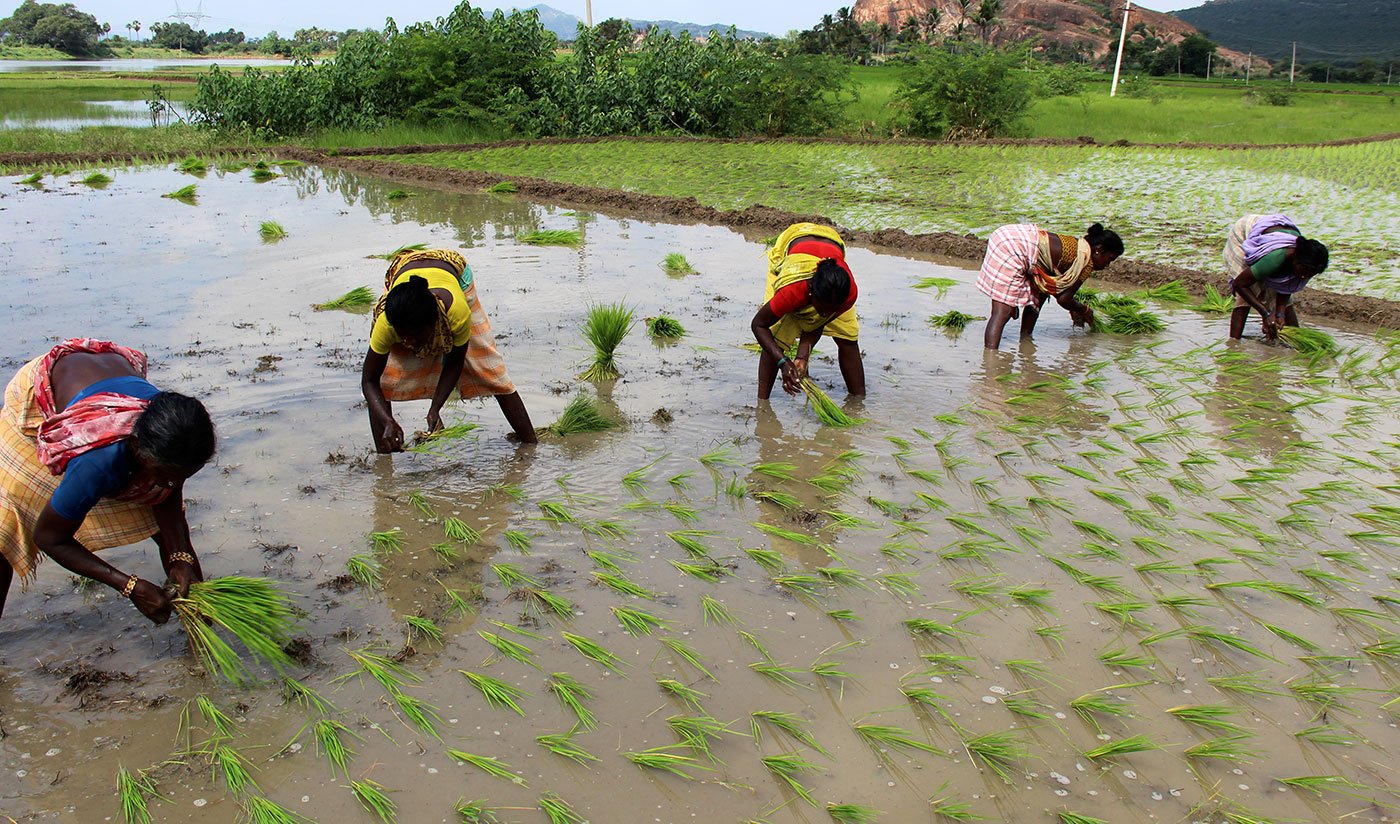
360;249;536;452
750;223;865;399
978;222;1123;349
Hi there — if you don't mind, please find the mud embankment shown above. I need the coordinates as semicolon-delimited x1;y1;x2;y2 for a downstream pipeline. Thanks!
3;138;1396;328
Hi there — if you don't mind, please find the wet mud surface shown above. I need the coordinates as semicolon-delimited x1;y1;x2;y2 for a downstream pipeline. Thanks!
1;164;1397;824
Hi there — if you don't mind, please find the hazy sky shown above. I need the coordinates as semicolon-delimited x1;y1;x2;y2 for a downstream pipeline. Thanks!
89;1;1203;39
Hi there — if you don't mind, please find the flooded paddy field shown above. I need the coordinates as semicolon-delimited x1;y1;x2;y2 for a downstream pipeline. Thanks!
0;163;1397;824
365;138;1400;302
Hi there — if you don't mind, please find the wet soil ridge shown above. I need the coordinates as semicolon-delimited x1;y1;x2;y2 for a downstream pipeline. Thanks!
284;147;1400;329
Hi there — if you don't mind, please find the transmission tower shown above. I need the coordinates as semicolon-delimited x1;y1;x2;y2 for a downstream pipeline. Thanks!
171;0;210;28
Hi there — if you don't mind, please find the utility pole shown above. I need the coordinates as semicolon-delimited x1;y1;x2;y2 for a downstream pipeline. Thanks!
1206;51;1212;79
586;0;593;27
1110;0;1132;97
1290;41;1297;84
1246;51;1252;84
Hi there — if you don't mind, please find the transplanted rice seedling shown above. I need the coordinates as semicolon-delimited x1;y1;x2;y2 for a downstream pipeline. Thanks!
519;229;581;246
1167;704;1245;733
927;310;983;333
478;629;539;667
459;670;528;715
1083;733;1160;761
1276;774;1371;798
203;740;259;796
543;393;617;436
1092;305;1165;335
1057;813;1109;824
369;528;405;554
117;764;164;824
350;779;396;823
173;576;297;686
761;752;821;805
658;678;708;710
282;677;337;717
700;594;735;625
854;722;941;757
1184;734;1260;763
646;315;687;340
546;673;597;730
340;645;420;695
612;605;670;636
447;749;526;785
162;184;198;203
81;171;112;186
928;791;983;822
801;378;864;427
314;286;375;311
454;798;501;823
18;172;43;185
441;517;481;544
826;803;880;823
535;729;599;764
562;632;626;674
539;793;587;824
1278;327;1340;357
962;729;1027;783
1195;286;1235;313
307;718;359;777
624;744;710;778
660;636;716;679
661;253;697;275
193;694;238;738
240;794;313;824
258;220;287;242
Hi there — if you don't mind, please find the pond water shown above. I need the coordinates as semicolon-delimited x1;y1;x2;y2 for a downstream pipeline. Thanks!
0;58;291;73
0;164;1396;824
0;98;191;130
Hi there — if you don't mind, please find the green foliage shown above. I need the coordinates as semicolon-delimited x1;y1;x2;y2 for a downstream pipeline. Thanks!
162;184;198;202
173;577;298;685
895;46;1036;138
1;0;109;56
258;220;287;242
927;310;983;332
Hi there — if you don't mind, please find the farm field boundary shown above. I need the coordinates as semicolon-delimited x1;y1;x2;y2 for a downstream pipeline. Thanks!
4;138;1398;327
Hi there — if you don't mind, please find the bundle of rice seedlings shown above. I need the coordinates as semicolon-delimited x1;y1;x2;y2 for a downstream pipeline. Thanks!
519;229;581;246
272;159;304;168
541;393;616;437
18;172;43;185
661;253;697;276
218;161;249;174
117;765;165;824
372;242;428;260
173;576;298;685
162;184;198;203
258;221;287;242
578;302;634;380
1135;280;1190;305
1091;304;1165;335
250;166;279;182
408;422;479;452
313;286;375;311
350;779;396;823
801;378;864;427
911;276;957;297
646;315;686;340
177;156;207;175
1278;327;1339;357
927;310;983;333
81;172;112;187
486;181;518;193
385;189;410;200
1195;285;1235;313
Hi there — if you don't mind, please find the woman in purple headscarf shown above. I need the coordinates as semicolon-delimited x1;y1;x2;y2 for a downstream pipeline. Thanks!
1224;214;1329;340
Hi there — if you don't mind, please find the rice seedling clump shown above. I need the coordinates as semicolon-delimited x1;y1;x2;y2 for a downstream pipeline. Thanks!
662;253;697;276
173;576;298;685
1278;326;1339;357
313;286;375;312
801;378;864;427
578;302;634;381
259;221;288;242
542;393;616;437
646;315;686;340
927;310;983;332
162;184;198;203
519;229;581;246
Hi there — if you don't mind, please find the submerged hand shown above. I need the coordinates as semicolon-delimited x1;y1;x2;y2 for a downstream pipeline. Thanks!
1070;304;1094;326
129;578;174;624
781;358;806;395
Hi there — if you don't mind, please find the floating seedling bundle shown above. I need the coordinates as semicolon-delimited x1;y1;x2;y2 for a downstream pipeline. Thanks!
661;253;697;276
541;393;617;437
519;229;581;246
1278;326;1339;357
173;576;298;685
927;310;983;333
646;315;686;340
313;286;375;312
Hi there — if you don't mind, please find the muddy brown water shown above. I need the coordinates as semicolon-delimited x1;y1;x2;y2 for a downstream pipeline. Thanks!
1;165;1397;824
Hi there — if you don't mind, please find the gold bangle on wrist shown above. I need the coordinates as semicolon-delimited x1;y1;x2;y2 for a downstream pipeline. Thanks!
167;551;196;566
120;574;139;598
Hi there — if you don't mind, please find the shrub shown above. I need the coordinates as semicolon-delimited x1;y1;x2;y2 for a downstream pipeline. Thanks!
894;46;1036;139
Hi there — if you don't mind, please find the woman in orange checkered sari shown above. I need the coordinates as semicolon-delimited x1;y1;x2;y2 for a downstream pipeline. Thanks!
1;339;215;622
361;249;536;452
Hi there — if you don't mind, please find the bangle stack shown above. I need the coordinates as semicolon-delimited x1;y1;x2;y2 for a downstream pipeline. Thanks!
120;574;140;598
167;551;196;567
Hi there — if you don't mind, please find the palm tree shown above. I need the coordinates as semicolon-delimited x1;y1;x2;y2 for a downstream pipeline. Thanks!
975;0;1002;45
920;7;942;43
127;20;141;42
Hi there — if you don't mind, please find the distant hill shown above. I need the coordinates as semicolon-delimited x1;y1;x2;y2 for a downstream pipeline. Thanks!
1173;0;1398;62
523;4;768;41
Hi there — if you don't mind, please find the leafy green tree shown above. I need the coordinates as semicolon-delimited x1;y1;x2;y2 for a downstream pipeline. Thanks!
208;28;244;45
974;0;1001;45
595;17;629;45
1177;32;1216;77
895;45;1035;138
0;0;108;55
150;21;208;53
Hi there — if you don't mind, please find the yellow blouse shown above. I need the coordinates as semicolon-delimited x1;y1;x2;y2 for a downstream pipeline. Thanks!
368;267;471;355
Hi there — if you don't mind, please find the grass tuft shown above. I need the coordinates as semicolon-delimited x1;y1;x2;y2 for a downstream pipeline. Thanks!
661;253;697;275
258;220;287;242
646;315;687;340
927;310;983;333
